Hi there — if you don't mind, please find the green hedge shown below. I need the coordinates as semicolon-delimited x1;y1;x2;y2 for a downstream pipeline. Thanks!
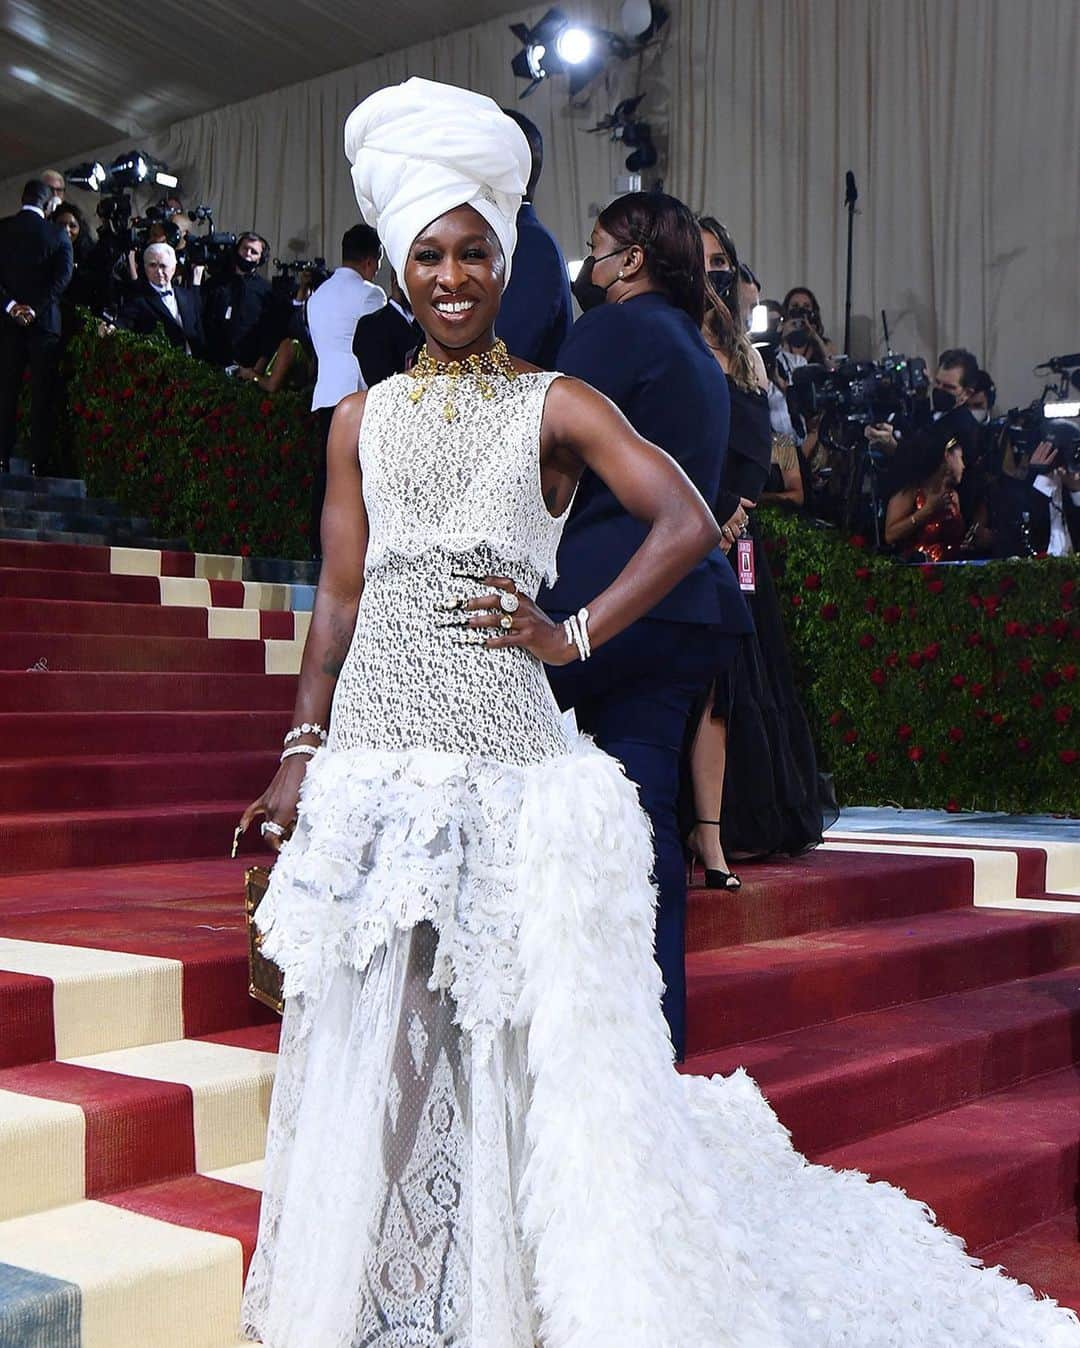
65;319;319;560
762;510;1079;814
52;325;1080;813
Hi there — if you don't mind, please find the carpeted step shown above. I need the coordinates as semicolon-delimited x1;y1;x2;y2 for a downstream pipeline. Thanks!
1;564;165;604
976;1211;1080;1315
1;596;209;638
684;906;1080;1056
0;711;290;759
0;798;269;875
0;873;276;1063
684;964;1080;1154
0;471;86;499
0;631;268;674
0;537;316;586
0;1027;276;1222
0;671;296;712
0;750;279;811
686;848;975;950
0;489;127;517
0;1186;253;1347
0;523;191;550
0;505;153;534
816;1068;1080;1250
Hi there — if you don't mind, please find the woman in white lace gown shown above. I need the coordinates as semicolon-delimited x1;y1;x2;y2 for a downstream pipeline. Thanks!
238;79;1080;1348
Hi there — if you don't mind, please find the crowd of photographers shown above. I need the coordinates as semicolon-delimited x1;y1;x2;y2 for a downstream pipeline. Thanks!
2;166;1076;563
746;292;1080;561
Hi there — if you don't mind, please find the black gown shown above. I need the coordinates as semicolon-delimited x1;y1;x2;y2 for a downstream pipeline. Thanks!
694;377;837;858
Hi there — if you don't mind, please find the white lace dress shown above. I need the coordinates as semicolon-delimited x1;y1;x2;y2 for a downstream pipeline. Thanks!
242;371;1080;1348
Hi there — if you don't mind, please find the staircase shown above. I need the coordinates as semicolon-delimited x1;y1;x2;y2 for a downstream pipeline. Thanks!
1;532;1079;1344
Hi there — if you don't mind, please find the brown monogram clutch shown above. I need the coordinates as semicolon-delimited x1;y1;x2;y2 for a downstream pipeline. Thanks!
244;865;284;1016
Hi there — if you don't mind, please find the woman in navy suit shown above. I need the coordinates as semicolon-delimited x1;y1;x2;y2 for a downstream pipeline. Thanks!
542;192;751;1060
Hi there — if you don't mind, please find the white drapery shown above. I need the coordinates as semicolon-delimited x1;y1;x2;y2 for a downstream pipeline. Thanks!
7;0;1077;405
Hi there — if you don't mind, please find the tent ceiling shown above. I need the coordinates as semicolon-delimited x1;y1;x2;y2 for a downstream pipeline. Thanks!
0;0;529;179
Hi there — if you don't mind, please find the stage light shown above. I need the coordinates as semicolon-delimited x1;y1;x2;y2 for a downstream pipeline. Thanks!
154;169;179;189
1044;401;1080;418
749;302;769;335
556;25;594;63
64;161;107;192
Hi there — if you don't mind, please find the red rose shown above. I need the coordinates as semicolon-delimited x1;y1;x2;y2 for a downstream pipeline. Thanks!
1016;658;1034;675
226;496;239;511
791;594;803;608
991;713;1005;727
829;711;844;726
950;674;966;689
849;534;868;549
886;651;900;668
946;798;961;813
982;595;1000;615
926;579;945;595
882;605;902;625
864;596;878;613
938;752;951;766
897;724;913;741
922;643;941;662
968;682;986;700
998;576;1018;594
803;573;822;591
870;668;886;687
820;602;840;622
858;633;876;650
854;566;871;581
1030;693;1045;710
1062;580;1076;599
1003;621;1027;638
967;594;982;609
907;652;923;669
1044;670;1063;690
1051;618;1070;639
864;751;879;766
908;745;925;763
1054;706;1073;724
1060;749;1079;766
240;544;251;557
1016;737;1031;753
947;727;964;743
965;633;984;649
843;729;859;745
1063;665;1077;683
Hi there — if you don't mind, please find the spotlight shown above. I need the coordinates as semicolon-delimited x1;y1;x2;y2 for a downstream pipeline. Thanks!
64;161;107;192
511;8;570;95
555;25;594;64
1044;401;1080;419
105;151;178;192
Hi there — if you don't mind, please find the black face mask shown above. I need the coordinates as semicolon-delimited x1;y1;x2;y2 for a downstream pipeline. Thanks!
236;254;260;275
932;387;957;415
707;267;735;297
571;248;626;312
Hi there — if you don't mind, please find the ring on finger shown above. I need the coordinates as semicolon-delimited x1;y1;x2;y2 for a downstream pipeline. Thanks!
499;614;513;630
499;592;520;614
261;820;286;839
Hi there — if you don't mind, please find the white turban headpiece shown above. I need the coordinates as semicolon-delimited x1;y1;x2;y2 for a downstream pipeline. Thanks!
344;77;530;300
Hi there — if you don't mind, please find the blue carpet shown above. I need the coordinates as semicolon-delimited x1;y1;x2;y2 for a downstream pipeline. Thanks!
0;1263;80;1347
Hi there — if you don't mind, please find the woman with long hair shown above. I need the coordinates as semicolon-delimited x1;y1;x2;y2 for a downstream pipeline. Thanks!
236;77;1080;1348
884;422;971;560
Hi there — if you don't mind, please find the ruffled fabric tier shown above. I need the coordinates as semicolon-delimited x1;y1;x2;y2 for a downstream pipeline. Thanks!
247;736;1080;1348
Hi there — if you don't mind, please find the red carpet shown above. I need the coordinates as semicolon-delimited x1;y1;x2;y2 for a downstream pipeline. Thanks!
0;534;1078;1336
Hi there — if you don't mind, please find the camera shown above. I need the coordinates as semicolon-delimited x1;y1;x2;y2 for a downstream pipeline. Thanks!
990;398;1080;472
787;355;929;430
272;257;331;300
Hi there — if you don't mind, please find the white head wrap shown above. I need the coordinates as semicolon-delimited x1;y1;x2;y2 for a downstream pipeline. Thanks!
344;77;530;300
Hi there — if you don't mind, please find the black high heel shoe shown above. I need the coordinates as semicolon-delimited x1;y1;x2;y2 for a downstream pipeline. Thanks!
687;819;742;891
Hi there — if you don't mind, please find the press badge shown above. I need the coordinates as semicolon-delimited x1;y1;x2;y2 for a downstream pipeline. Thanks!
736;536;756;592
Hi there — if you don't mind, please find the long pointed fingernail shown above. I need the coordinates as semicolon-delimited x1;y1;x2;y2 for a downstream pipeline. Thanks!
433;598;466;612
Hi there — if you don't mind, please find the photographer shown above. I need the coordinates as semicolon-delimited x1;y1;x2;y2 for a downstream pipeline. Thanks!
779;286;833;369
116;242;205;357
1028;439;1080;556
865;346;979;456
202;232;274;368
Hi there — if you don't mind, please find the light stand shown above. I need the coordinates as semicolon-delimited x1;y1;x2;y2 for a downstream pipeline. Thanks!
842;170;858;357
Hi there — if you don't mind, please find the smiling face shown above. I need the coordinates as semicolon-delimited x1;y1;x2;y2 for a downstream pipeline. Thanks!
404;205;506;360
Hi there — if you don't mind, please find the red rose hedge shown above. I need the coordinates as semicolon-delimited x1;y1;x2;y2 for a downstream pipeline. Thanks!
761;509;1079;814
61;319;320;559
38;324;1080;815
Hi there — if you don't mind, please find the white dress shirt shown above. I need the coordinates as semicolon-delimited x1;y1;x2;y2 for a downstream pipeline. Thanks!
1033;473;1080;556
307;267;386;410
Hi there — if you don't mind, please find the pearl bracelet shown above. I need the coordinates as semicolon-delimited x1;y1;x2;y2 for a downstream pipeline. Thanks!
284;722;327;747
280;744;319;764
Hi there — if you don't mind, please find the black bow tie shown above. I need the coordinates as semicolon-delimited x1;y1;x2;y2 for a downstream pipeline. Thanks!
157;289;174;299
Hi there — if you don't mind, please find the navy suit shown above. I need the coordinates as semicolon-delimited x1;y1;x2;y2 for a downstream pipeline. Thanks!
496;203;573;371
0;207;73;470
542;292;751;1059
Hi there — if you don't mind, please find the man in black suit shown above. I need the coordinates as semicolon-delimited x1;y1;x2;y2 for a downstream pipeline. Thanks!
202;232;274;369
0;179;73;473
116;242;205;357
352;269;420;386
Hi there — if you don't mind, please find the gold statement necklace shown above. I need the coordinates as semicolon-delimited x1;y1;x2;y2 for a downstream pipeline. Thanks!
407;339;518;422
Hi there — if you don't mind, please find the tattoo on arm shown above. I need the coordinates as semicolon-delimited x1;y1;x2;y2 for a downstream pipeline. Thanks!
320;612;354;678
